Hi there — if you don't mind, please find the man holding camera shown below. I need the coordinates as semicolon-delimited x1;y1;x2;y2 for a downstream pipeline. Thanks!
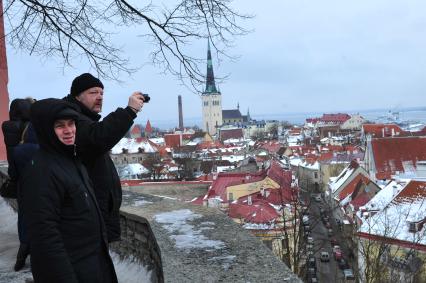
64;73;147;243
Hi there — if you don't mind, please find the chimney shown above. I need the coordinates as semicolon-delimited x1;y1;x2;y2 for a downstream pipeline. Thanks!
248;195;252;205
178;95;184;130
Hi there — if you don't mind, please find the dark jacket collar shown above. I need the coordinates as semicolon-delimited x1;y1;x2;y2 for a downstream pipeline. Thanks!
64;95;101;122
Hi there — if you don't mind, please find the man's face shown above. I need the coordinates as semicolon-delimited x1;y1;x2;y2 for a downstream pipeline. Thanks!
75;87;104;113
54;119;76;145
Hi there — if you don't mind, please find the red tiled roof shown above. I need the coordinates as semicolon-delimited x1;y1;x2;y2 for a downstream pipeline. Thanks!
207;171;266;202
145;120;153;133
164;134;181;148
318;152;334;162
306;118;321;124
337;174;370;202
371;137;426;179
260;141;282;154
392;180;426;203
130;125;141;135
321;113;351;123
196;140;224;150
237;187;298;206
220;128;244;141
267;161;292;187
363;124;404;138
349;192;372;211
229;201;279;224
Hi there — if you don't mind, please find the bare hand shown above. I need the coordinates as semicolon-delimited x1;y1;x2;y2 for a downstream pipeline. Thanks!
128;92;145;113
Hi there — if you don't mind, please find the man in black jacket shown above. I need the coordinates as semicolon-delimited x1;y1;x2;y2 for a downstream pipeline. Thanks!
64;73;145;242
22;98;117;282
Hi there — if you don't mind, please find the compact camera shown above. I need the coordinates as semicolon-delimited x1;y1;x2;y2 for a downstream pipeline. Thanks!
142;93;150;103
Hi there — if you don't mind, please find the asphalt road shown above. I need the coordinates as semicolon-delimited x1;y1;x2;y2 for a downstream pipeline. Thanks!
304;193;346;283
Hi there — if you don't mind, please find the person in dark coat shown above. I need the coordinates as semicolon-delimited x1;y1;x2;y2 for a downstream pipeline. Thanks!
1;98;32;184
11;122;39;271
1;97;36;271
64;73;146;242
21;98;117;283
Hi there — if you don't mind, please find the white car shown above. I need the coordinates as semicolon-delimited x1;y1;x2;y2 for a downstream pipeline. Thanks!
343;269;355;280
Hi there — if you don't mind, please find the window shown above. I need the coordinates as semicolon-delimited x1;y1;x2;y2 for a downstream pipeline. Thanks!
408;222;417;233
314;172;318;179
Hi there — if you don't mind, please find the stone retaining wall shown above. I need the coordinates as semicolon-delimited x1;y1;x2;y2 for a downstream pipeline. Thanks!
110;210;164;283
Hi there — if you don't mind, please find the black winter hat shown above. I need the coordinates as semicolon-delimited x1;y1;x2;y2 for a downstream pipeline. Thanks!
70;73;104;97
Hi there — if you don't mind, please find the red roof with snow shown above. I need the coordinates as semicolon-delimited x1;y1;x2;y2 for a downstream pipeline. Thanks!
349;191;373;211
219;128;244;141
196;140;224;150
337;173;370;202
392;180;426;203
237;187;298;206
229;201;279;224
207;171;267;202
130;125;142;137
164;134;181;148
371;137;426;180
267;161;292;187
363;124;404;138
260;141;282;154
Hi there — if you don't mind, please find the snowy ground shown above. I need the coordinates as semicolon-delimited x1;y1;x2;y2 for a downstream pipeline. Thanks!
0;198;151;283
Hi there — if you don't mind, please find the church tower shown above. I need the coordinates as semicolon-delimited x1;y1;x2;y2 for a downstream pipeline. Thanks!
0;2;10;161
201;40;222;136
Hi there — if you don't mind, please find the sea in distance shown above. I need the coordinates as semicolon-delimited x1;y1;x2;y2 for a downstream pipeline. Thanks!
148;106;426;131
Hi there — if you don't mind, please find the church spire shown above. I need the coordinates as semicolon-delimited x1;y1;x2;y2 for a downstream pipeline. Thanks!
205;39;218;93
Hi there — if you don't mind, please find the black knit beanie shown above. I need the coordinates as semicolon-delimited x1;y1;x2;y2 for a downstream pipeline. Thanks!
70;73;104;97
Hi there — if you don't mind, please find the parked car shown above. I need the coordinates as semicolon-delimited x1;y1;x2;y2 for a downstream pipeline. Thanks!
334;249;343;260
307;276;318;283
303;215;310;225
330;238;337;246
320;251;330;262
325;221;332;229
332;245;341;253
327;228;333;237
337;258;349;270
343;268;355;280
314;195;322;202
307;236;314;244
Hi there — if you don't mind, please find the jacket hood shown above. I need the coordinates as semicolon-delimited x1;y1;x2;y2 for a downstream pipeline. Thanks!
9;99;32;121
63;95;101;121
30;99;79;156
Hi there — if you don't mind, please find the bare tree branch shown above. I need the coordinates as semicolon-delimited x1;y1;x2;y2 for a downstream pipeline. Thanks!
2;0;252;90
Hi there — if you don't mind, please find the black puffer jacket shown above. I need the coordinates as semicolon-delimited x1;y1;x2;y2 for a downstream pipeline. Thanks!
21;99;117;283
64;95;136;242
1;98;32;180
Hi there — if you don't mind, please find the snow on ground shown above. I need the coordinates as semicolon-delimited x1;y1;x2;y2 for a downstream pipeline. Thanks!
111;251;151;283
154;209;225;250
0;198;151;283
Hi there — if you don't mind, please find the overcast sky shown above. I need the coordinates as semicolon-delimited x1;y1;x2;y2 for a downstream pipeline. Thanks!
6;0;426;128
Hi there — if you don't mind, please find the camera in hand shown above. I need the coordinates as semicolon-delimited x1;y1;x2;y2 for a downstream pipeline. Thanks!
142;93;150;103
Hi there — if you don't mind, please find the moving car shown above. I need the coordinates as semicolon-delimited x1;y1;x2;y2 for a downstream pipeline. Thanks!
320;251;330;262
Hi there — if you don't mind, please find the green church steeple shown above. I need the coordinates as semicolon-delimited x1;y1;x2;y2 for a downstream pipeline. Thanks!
205;40;218;94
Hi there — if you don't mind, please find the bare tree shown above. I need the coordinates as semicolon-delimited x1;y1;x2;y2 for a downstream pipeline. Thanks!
357;201;426;283
2;0;251;89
